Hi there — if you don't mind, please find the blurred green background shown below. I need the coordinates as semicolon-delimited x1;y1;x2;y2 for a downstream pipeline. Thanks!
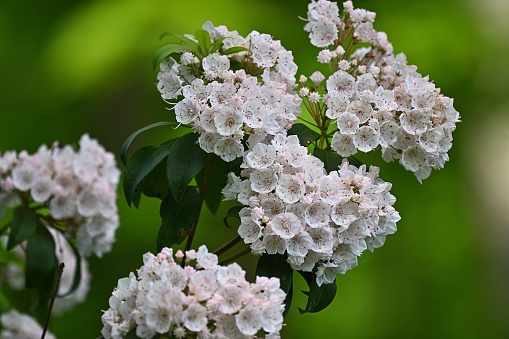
1;0;508;337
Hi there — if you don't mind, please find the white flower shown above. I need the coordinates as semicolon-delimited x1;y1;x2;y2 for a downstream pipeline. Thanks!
270;212;303;239
1;310;56;339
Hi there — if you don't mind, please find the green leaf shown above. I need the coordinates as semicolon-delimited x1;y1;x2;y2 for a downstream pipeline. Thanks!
284;282;294;317
347;155;363;168
223;205;244;228
157;187;200;252
120;121;179;165
195;29;211;55
256;254;294;317
123;141;176;206
153;44;187;71
136;160;171;205
195;154;229;214
25;224;57;289
221;46;250;55
313;148;343;173
210;37;226;54
297;271;337;314
7;206;39;250
168;32;203;59
167;133;209;202
287;123;321;146
57;235;81;298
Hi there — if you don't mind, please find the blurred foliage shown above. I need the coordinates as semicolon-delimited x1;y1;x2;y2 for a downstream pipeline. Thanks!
0;0;508;338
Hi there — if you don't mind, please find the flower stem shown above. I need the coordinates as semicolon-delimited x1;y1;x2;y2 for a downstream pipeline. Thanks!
184;154;213;255
41;263;64;339
213;235;242;256
218;247;251;265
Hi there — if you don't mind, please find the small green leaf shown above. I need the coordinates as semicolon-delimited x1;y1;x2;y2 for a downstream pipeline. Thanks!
153;44;187;71
25;224;57;289
313;148;343;173
120;121;179;165
195;29;211;55
223;205;244;228
169;32;203;59
256;254;294;317
167;133;209;202
297;271;337;314
157;187;200;251
195;154;229;214
221;46;250;55
123;141;176;206
57;235;81;298
284;282;293;317
7;206;39;250
287;123;321;146
210;37;226;54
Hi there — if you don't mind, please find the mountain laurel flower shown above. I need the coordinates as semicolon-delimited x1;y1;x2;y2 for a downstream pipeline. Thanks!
223;134;400;285
302;0;460;182
101;245;286;338
0;134;120;258
156;22;303;162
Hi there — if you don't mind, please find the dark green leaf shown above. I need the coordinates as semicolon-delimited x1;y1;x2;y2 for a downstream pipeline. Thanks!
167;133;209;202
210;37;226;54
297;271;337;314
223;205;244;228
221;46;250;55
137;160;171;203
313;148;343;173
123;141;176;206
120;121;178;165
124;329;141;339
284;282;293;317
25;224;57;289
157;187;200;251
153;44;187;71
347;155;363;168
195;154;229;214
287;123;321;146
7;206;39;250
256;254;294;317
57;235;81;298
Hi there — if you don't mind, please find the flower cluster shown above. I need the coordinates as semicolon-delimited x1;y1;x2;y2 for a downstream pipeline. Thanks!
4;228;91;315
101;245;286;338
299;0;460;181
0;134;121;257
223;134;400;285
0;309;56;339
156;22;302;162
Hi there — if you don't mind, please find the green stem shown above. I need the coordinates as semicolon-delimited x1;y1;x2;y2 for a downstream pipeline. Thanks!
218;247;251;265
213;235;242;256
42;263;64;339
184;155;213;255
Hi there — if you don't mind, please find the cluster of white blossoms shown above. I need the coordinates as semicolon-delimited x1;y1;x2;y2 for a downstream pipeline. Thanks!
156;22;302;162
4;228;91;315
222;134;400;285
300;0;460;182
0;134;121;257
101;245;286;339
0;309;56;339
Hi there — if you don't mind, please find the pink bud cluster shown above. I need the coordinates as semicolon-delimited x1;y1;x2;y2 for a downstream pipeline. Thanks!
0;134;121;257
101;246;286;339
223;134;400;285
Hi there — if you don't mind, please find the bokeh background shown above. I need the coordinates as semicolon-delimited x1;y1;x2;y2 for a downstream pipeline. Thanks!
1;0;509;337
